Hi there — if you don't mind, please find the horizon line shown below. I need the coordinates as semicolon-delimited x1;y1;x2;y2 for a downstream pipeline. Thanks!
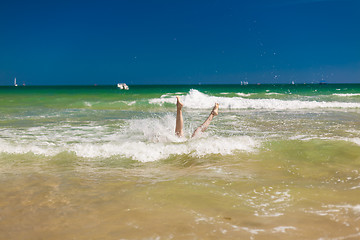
1;82;360;87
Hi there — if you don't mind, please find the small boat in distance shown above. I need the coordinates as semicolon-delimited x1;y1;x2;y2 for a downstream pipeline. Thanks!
14;77;18;87
117;83;129;90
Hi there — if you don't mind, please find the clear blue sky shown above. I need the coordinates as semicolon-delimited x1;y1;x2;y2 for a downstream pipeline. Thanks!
0;0;359;85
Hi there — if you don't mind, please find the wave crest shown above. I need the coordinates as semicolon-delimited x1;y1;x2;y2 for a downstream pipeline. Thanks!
0;136;258;163
150;89;360;110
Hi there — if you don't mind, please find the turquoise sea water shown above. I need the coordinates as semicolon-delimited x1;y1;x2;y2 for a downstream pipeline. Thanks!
1;84;360;239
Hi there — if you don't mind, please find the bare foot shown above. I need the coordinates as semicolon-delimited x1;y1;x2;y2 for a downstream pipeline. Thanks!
176;96;183;110
211;103;219;116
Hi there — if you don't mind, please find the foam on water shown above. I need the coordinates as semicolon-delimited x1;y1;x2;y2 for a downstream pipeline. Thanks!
294;136;360;149
271;226;297;233
96;114;257;161
341;137;360;146
333;93;360;97
0;112;258;162
149;89;360;110
265;92;283;95
0;138;57;156
240;187;293;218
0;136;258;162
235;93;253;97
306;204;360;231
2;88;360;163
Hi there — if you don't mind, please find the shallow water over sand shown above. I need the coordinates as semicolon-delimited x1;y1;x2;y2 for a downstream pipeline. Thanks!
1;146;360;240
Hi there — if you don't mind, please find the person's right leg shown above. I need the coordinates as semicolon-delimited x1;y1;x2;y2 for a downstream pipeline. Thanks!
175;96;184;137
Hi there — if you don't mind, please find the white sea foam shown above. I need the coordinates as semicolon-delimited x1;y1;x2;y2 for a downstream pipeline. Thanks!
0;119;258;162
236;93;252;97
240;227;265;235
333;93;360;97
344;137;360;146
329;137;360;147
265;92;282;95
149;89;360;110
271;226;297;233
84;101;92;107
328;204;360;214
242;187;293;218
0;138;59;156
306;204;360;226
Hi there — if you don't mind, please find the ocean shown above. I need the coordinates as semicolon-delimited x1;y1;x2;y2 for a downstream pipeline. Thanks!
1;84;360;239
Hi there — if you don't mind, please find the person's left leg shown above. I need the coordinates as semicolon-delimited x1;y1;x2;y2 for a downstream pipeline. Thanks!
175;96;184;137
191;103;219;138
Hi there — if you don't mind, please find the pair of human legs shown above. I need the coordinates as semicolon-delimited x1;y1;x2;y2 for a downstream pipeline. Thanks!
175;96;219;138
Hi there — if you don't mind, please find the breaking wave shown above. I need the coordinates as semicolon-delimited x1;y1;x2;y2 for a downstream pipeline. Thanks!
0;136;258;162
149;89;360;110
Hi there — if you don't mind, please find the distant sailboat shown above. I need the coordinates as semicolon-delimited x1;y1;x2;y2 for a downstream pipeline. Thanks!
240;81;248;85
14;78;18;87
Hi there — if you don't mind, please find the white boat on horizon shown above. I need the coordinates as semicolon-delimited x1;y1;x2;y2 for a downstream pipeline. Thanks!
117;83;129;90
14;77;18;87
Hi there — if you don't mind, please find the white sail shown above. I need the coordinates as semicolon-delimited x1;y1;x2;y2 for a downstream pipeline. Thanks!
14;78;18;87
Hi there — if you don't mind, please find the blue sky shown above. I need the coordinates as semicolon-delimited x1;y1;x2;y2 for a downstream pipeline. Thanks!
0;0;359;85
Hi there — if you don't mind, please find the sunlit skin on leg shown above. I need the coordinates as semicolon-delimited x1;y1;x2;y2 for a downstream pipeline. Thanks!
175;96;219;138
191;103;219;138
175;96;184;137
